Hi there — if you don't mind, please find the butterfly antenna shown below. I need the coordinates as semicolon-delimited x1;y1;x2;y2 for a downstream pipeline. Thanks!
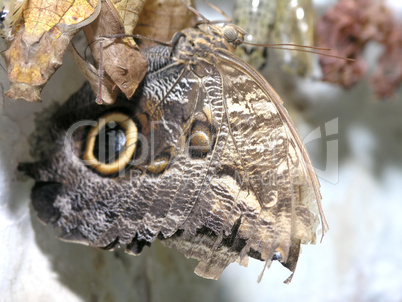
242;41;330;51
95;40;105;104
268;46;354;62
181;0;209;23
98;34;173;47
204;0;231;22
242;41;354;62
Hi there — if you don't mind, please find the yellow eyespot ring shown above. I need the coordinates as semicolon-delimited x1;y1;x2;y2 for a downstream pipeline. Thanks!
83;113;137;175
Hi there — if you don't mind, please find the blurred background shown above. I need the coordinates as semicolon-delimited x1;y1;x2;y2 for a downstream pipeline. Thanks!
1;0;402;301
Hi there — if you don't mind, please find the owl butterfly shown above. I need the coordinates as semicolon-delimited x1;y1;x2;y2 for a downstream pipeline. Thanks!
233;0;315;76
20;13;327;283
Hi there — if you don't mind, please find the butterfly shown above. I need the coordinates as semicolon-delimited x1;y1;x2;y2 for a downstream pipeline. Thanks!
20;16;327;283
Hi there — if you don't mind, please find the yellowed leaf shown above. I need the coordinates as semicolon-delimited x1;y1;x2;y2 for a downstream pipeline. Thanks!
2;0;101;102
23;0;98;37
112;0;147;35
134;0;197;47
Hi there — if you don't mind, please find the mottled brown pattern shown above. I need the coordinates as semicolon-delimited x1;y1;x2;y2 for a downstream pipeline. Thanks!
21;21;326;282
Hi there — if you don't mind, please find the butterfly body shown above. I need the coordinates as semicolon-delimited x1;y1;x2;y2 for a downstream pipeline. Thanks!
22;21;325;282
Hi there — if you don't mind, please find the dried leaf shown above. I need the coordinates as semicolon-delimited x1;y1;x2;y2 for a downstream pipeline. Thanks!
134;0;197;48
83;0;148;100
69;44;118;104
112;0;147;36
2;0;101;102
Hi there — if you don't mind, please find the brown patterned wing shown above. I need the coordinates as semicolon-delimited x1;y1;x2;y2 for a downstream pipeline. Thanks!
160;50;325;281
90;59;231;249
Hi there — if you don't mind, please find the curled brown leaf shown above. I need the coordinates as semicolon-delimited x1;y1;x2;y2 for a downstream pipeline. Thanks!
83;0;148;102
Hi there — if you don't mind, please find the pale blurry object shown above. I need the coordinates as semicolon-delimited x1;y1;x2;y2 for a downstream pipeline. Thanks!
316;0;402;99
371;20;402;99
233;0;275;69
233;0;315;77
272;0;314;77
0;0;27;39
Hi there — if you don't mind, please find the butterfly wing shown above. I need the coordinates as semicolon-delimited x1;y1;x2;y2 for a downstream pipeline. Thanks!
160;49;326;280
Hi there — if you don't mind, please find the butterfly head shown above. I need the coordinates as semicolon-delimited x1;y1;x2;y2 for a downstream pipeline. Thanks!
209;23;246;49
172;23;247;61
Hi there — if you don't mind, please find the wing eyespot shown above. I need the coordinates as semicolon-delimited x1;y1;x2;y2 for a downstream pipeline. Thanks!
147;156;170;174
188;121;213;158
83;112;137;175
